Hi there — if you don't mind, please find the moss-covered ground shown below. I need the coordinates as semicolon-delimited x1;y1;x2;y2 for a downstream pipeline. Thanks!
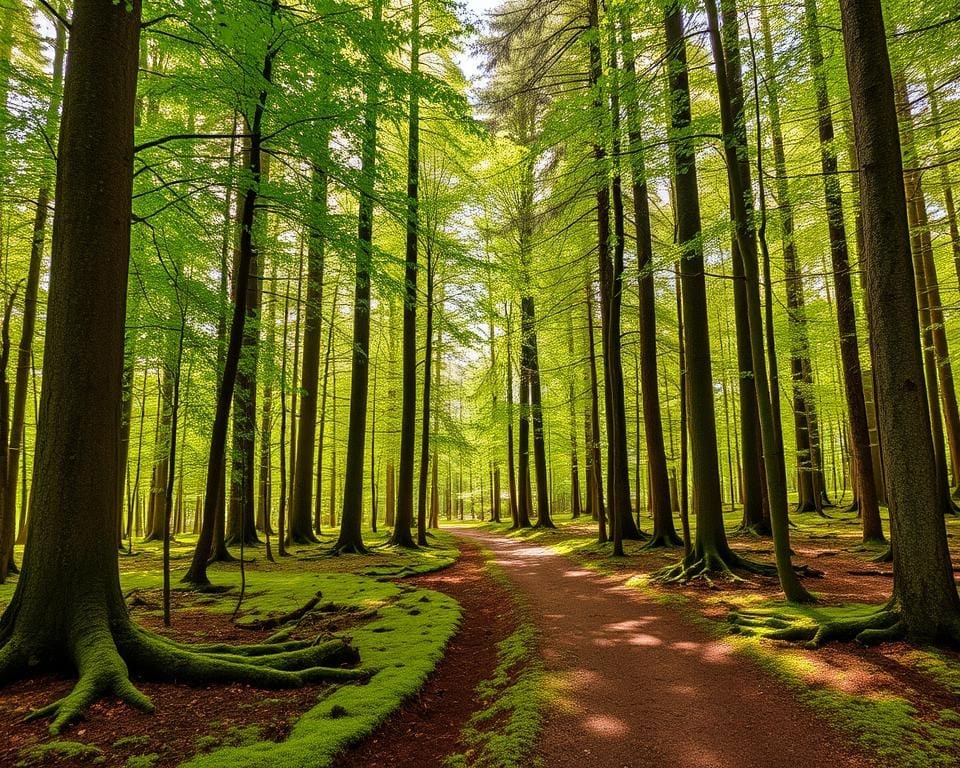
480;506;960;768
0;529;461;768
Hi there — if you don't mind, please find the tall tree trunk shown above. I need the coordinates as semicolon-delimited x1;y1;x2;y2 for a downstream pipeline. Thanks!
802;0;880;538
620;10;678;548
336;0;382;552
185;6;277;585
392;0;420;548
758;2;826;516
586;283;606;543
660;2;744;580
289;165;327;544
706;0;811;601
896;75;960;500
505;304;520;528
417;247;436;545
5;9;66;559
838;0;960;642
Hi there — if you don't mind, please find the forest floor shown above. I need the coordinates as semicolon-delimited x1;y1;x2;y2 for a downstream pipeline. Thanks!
460;508;960;768
2;510;959;767
0;532;468;768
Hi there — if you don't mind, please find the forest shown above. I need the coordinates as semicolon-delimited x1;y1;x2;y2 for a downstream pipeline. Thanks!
0;0;959;765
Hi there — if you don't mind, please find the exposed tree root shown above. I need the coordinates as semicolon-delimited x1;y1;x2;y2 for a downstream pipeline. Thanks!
8;619;366;735
728;605;904;648
654;547;820;588
235;593;323;630
872;547;893;564
641;531;683;550
655;550;764;586
330;541;370;555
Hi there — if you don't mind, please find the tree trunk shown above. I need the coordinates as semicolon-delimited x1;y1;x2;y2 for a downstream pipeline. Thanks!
706;0;811;601
620;9;678;548
839;0;960;642
660;2;744;580
184;6;276;585
803;0;881;539
392;0;420;548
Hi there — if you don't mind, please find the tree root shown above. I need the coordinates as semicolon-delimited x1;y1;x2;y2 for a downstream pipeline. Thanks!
330;542;370;555
25;628;155;734
235;593;323;631
16;619;366;734
728;605;904;648
655;551;753;587
641;531;683;550
652;547;814;589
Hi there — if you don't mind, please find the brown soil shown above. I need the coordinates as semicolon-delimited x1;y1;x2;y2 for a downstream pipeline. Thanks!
0;607;322;768
332;537;517;768
455;527;875;768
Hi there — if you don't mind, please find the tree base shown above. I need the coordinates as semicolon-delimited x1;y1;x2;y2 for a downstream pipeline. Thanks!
641;531;683;550
654;547;821;592
330;541;370;555
224;532;262;548
728;603;906;647
0;619;365;734
655;548;776;588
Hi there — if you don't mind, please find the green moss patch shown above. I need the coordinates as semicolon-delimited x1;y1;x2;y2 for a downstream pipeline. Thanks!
16;740;104;766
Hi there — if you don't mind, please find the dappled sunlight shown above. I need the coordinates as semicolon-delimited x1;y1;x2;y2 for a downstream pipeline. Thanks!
583;714;629;737
455;527;883;768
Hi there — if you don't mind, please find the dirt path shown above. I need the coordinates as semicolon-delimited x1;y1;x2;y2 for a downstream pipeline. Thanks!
455;528;868;768
332;538;517;768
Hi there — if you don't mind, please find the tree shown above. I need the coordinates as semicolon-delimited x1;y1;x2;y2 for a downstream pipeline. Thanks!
334;0;384;554
658;1;772;584
391;0;422;548
738;0;960;644
0;0;363;734
801;0;881;538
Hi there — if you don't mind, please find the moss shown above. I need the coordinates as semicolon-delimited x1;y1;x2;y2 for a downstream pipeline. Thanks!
16;740;104;766
125;754;161;768
907;648;960;696
729;623;960;767
181;570;461;768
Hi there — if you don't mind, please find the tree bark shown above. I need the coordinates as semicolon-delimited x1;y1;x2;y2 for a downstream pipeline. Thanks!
839;0;960;642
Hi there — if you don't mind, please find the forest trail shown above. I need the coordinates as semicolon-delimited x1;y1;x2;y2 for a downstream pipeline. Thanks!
455;528;869;768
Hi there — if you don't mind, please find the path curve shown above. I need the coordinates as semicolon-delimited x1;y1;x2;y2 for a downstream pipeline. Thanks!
455;527;868;768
